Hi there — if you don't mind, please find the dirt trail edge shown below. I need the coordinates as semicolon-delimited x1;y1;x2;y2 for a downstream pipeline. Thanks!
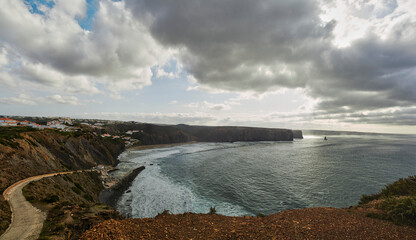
0;171;76;240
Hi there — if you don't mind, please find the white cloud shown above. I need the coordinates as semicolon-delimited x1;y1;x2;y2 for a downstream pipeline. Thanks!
0;94;82;106
0;48;8;67
0;94;37;105
186;101;232;111
156;67;177;79
108;93;124;100
45;95;81;105
0;0;170;95
80;112;219;125
19;62;100;94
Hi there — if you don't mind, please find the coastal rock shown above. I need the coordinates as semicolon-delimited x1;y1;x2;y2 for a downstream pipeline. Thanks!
99;166;145;208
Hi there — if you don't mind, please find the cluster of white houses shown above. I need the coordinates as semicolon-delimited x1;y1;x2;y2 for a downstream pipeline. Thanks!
0;117;72;130
100;131;141;146
1;117;142;147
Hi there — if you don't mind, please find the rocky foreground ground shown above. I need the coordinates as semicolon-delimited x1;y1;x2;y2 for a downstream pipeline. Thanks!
80;207;416;239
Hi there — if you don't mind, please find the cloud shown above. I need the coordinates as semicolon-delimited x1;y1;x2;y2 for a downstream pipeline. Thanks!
0;94;82;106
186;101;232;111
0;0;414;129
126;0;331;92
80;112;218;125
0;94;37;105
44;95;81;105
124;0;416;126
0;0;169;94
156;67;177;79
20;62;100;94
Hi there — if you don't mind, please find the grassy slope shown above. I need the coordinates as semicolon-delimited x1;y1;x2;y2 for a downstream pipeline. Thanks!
22;171;122;240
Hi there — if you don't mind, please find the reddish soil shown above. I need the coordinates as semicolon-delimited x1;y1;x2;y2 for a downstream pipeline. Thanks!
80;207;416;239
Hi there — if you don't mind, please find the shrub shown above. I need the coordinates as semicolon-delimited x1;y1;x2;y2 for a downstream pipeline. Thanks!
71;186;81;195
74;183;84;192
360;193;382;205
209;207;216;214
359;176;416;205
380;196;416;225
42;195;60;204
161;210;170;215
83;194;94;202
381;177;416;197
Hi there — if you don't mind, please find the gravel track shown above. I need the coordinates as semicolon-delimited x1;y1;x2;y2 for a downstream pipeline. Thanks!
0;171;74;240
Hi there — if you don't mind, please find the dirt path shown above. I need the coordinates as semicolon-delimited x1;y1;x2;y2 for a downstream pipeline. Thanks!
0;171;75;240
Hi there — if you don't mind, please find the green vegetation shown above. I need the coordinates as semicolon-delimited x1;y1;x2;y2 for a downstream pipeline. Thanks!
71;186;82;195
360;176;416;204
359;193;382;205
22;171;121;239
380;196;416;225
42;195;60;204
0;196;12;236
0;126;37;149
360;175;416;226
46;129;89;138
26;138;38;147
209;207;217;214
74;182;84;192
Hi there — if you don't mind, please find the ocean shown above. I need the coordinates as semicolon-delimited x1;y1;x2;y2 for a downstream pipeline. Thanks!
113;133;416;218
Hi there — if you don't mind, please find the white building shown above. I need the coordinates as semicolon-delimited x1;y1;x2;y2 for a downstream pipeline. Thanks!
47;120;67;129
19;120;30;126
28;122;44;129
0;118;19;126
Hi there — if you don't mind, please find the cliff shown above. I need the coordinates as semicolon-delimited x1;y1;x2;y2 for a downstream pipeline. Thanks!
0;128;124;193
292;130;303;139
103;123;299;145
174;124;294;142
0;127;124;236
104;123;195;145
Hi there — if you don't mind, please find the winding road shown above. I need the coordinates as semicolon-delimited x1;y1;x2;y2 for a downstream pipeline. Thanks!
0;171;75;240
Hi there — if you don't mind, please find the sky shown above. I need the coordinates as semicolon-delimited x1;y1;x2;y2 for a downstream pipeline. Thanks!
0;0;415;134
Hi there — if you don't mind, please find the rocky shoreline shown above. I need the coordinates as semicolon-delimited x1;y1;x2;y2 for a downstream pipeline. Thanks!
99;166;145;208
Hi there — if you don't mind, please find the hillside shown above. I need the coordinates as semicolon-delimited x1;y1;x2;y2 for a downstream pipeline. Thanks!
0;127;124;236
21;171;123;239
80;208;416;239
0;127;124;192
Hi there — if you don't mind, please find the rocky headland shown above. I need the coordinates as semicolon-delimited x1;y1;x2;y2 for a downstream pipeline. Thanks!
99;166;145;208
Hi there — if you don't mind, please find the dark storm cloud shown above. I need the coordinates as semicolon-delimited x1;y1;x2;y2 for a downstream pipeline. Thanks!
125;0;416;126
126;0;334;92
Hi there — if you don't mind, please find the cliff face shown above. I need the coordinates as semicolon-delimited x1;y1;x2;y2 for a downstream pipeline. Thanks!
0;130;124;192
102;123;301;145
104;123;196;145
175;125;294;142
292;130;303;139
